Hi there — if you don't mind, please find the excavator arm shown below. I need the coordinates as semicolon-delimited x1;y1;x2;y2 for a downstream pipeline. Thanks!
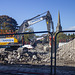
18;11;54;33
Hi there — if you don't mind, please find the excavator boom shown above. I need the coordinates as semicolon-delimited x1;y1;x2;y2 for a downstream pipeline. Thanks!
18;11;54;33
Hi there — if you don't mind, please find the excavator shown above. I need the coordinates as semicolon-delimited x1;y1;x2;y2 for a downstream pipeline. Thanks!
0;11;54;50
0;11;54;64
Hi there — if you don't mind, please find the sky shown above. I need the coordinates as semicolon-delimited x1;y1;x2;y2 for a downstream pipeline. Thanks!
0;0;75;32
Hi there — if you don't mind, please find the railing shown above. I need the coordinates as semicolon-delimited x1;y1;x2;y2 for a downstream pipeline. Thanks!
0;31;53;75
54;30;75;75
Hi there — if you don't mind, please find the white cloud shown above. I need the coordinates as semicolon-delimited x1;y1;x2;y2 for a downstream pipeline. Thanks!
63;26;75;30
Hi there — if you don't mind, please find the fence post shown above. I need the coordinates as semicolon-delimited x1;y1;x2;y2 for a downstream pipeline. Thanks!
51;33;53;75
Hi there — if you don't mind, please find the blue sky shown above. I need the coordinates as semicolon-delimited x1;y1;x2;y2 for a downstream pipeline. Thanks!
0;0;75;32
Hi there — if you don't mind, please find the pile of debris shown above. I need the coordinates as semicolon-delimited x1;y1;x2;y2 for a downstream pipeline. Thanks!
0;44;51;65
57;39;75;62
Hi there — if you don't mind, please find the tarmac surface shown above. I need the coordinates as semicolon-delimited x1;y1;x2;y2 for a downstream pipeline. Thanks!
0;64;75;75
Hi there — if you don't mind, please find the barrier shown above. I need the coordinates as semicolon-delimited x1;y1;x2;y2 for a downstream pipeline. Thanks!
54;30;75;75
0;31;54;75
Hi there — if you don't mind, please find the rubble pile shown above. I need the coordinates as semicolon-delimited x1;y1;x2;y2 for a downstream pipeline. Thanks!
0;44;51;65
57;39;75;62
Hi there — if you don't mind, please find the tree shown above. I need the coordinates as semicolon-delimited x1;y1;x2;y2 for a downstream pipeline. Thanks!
0;15;18;32
68;33;75;40
57;32;68;44
24;27;35;43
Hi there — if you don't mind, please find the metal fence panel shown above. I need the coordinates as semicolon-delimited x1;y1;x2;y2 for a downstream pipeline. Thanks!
54;30;75;75
0;31;53;75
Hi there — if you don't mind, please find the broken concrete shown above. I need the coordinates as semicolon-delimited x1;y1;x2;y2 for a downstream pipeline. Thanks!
56;39;75;66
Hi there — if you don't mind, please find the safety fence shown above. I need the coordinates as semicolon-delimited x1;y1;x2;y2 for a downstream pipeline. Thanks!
0;31;53;75
0;30;75;75
54;30;75;75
